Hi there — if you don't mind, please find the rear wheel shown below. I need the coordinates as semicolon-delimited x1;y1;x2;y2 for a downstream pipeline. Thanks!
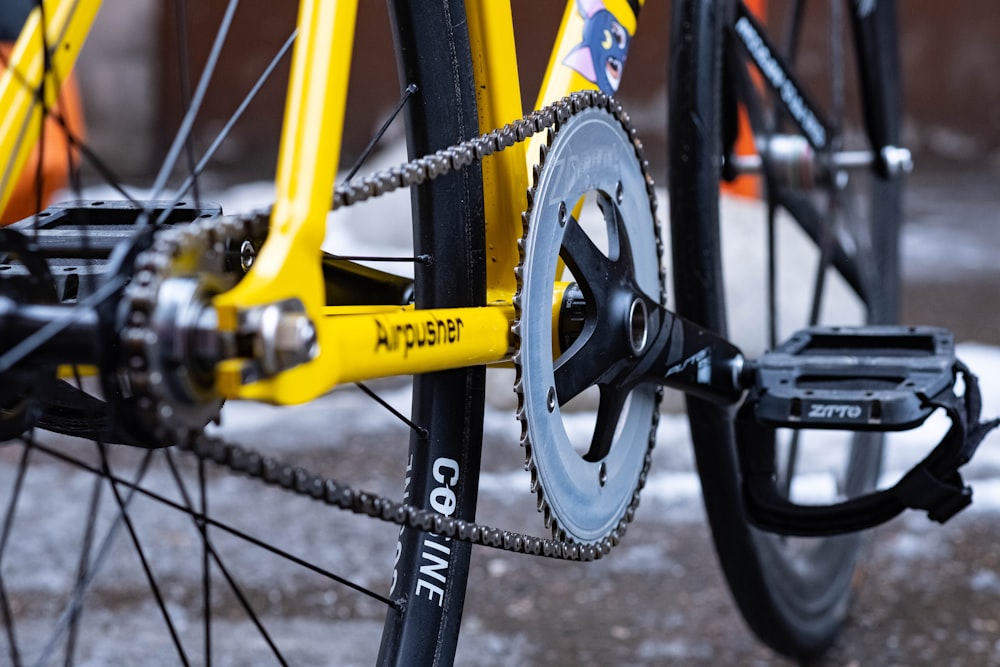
0;1;484;664
668;0;902;658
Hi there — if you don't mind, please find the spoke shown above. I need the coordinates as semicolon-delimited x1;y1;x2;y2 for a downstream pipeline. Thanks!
148;0;240;202
0;577;22;667
30;441;401;609
34;448;153;667
159;29;297;225
781;0;806;62
766;192;779;349
830;0;844;131
356;382;428;438
0;442;31;558
777;189;866;300
199;458;211;667
343;83;418;183
780;431;801;498
63;474;103;667
329;254;430;264
163;451;290;667
172;0;202;210
807;204;836;326
95;445;190;667
31;0;52;235
0;443;31;667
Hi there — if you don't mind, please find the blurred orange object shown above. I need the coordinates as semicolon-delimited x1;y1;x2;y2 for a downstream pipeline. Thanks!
0;43;85;225
723;0;765;199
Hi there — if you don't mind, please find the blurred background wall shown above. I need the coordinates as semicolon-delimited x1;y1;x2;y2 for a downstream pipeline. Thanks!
75;1;1000;183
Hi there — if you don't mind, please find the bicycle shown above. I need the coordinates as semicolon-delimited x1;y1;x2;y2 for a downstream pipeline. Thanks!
0;0;995;664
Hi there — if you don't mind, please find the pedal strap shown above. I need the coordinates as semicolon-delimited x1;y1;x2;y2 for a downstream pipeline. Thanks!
738;360;999;536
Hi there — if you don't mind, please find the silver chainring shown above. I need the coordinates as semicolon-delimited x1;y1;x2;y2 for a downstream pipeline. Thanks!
514;104;663;545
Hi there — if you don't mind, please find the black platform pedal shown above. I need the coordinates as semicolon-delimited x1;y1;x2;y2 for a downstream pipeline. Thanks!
748;325;956;431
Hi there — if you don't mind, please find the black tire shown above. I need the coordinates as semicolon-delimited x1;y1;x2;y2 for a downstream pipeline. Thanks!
668;0;902;658
379;1;486;664
0;1;484;664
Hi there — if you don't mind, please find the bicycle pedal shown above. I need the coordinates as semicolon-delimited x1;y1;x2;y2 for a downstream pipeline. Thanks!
748;325;956;431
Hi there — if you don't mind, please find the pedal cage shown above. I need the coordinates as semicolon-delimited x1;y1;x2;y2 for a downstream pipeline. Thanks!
750;325;955;431
738;325;999;536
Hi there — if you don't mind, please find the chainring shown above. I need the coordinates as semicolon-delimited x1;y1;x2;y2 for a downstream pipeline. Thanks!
514;103;664;545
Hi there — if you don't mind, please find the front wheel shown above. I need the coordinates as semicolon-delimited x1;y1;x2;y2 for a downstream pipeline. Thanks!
668;0;903;658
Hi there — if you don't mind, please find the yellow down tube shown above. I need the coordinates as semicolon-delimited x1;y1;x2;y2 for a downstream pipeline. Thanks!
0;0;100;217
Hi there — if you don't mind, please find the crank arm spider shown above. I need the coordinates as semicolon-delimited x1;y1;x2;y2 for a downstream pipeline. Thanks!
551;281;747;409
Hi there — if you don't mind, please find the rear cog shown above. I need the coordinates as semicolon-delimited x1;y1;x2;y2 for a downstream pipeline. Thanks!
119;212;268;446
514;95;664;545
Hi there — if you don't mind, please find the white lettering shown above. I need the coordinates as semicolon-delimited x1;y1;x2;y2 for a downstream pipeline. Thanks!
666;347;711;384
734;16;826;148
430;487;457;516
415;578;444;605
433;458;460;487
413;457;463;606
808;403;863;420
419;548;450;584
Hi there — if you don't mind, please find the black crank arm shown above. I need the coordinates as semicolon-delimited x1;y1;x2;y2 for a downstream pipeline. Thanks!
629;301;748;405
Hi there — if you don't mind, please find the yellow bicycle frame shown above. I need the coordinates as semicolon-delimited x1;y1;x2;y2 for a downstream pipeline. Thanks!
0;0;643;405
0;0;98;217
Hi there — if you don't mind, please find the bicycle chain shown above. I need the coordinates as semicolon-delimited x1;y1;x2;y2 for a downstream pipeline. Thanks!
140;90;654;562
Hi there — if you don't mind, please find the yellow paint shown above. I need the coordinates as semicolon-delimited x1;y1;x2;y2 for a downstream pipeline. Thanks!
214;0;358;402
218;304;514;401
0;0;100;217
465;1;527;302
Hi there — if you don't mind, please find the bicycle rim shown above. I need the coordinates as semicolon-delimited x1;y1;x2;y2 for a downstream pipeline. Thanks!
0;1;484;664
668;0;901;658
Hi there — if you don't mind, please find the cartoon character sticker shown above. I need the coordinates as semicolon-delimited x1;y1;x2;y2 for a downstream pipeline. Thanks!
562;0;633;95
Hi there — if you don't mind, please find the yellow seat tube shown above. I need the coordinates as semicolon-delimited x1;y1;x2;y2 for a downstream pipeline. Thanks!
465;1;527;303
0;0;100;217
